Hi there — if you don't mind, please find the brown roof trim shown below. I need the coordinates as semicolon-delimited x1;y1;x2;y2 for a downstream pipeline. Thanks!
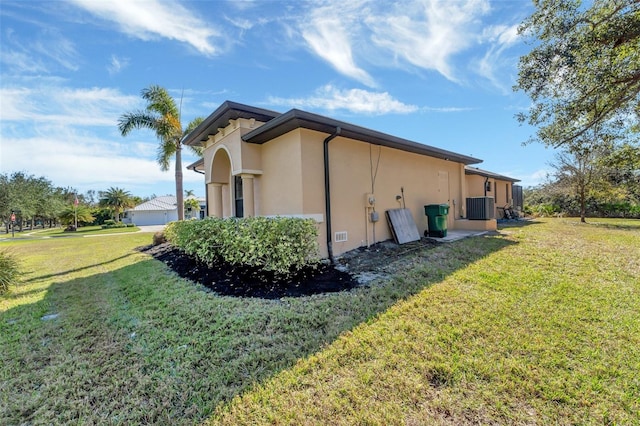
186;157;204;171
465;166;520;182
183;100;281;147
242;108;482;165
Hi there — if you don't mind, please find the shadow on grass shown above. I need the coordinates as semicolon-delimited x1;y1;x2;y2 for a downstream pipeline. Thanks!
48;227;140;237
2;283;51;301
581;220;640;231
21;253;137;284
0;233;517;425
497;218;542;229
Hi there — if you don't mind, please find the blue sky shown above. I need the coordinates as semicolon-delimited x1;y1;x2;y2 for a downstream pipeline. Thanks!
0;0;553;199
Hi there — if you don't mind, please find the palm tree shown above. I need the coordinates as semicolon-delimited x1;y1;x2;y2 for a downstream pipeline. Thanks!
100;187;133;222
59;205;95;227
184;189;199;219
118;85;203;220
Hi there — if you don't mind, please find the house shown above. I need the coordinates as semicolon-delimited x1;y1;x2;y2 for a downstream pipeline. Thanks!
123;195;205;226
465;167;522;219
123;195;178;226
184;101;516;259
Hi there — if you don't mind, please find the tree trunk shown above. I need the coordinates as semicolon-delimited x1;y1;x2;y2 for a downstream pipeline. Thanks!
175;144;184;221
579;184;586;223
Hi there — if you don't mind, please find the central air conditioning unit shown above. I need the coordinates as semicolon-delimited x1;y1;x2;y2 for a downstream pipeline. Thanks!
466;197;495;220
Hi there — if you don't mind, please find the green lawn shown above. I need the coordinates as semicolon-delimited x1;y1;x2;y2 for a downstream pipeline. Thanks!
6;224;141;238
1;225;140;241
1;219;639;425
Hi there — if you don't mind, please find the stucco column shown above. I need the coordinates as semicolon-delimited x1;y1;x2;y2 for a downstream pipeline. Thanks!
208;183;223;218
240;174;255;217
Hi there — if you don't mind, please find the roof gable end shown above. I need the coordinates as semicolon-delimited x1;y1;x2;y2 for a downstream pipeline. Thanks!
183;100;281;147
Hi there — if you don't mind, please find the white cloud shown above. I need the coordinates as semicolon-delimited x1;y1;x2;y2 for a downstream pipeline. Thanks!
69;0;221;56
0;49;49;74
476;23;522;92
107;54;129;75
0;132;201;193
268;85;418;115
297;0;524;89
300;2;375;87
225;16;254;31
0;79;203;195
507;168;551;187
368;0;491;82
297;0;492;84
423;106;475;113
0;85;139;126
267;85;474;115
0;27;79;74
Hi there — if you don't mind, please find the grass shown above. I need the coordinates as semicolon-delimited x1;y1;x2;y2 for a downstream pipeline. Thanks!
1;218;639;425
0;225;140;240
29;225;140;237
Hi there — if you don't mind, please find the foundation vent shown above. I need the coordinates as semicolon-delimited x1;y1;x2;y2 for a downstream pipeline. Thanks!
334;231;348;243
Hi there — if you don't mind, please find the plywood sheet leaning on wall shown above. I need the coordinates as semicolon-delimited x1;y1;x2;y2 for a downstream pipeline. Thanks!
386;208;421;244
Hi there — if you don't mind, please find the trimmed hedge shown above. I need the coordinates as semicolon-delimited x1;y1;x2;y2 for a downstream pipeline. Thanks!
101;219;129;229
0;249;21;293
164;216;320;277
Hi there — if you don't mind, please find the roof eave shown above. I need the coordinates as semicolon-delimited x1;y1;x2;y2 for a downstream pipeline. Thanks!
182;101;281;147
465;166;521;182
242;109;482;165
186;158;205;171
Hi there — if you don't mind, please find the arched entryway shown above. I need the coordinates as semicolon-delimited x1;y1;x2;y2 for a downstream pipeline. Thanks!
208;148;232;217
207;146;256;218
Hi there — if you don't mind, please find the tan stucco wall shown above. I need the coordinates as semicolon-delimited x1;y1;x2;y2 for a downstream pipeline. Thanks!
257;130;304;215
495;180;512;210
291;129;469;257
465;173;513;219
466;174;488;199
201;118;496;258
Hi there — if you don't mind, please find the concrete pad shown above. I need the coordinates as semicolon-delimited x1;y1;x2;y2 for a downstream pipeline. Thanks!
425;229;488;243
137;225;167;233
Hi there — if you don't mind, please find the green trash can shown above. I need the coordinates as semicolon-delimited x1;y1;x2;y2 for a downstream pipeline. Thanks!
424;204;449;237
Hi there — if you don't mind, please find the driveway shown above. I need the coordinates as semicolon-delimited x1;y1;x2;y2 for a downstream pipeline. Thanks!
137;225;167;233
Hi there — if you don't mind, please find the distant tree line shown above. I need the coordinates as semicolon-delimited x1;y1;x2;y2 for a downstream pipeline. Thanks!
515;0;640;222
524;142;640;219
0;172;150;233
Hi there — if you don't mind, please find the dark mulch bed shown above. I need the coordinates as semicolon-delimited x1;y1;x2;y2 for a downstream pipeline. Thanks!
141;243;360;299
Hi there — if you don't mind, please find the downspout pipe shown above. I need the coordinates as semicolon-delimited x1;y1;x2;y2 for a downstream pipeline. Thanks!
324;126;341;264
484;176;489;197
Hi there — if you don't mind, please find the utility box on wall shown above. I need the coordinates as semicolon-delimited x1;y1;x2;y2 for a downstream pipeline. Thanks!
466;197;495;220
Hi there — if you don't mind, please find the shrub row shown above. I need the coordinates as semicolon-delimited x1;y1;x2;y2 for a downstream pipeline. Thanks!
101;219;136;229
0;249;20;293
164;216;320;277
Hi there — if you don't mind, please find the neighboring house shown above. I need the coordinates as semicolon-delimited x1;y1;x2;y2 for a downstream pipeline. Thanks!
185;197;207;220
123;196;178;226
123;196;205;226
184;101;513;259
465;167;522;219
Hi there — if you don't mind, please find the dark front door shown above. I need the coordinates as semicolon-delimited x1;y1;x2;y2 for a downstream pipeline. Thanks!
234;175;244;218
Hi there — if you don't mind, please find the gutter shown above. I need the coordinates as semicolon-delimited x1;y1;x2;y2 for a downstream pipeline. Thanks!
324;127;341;264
